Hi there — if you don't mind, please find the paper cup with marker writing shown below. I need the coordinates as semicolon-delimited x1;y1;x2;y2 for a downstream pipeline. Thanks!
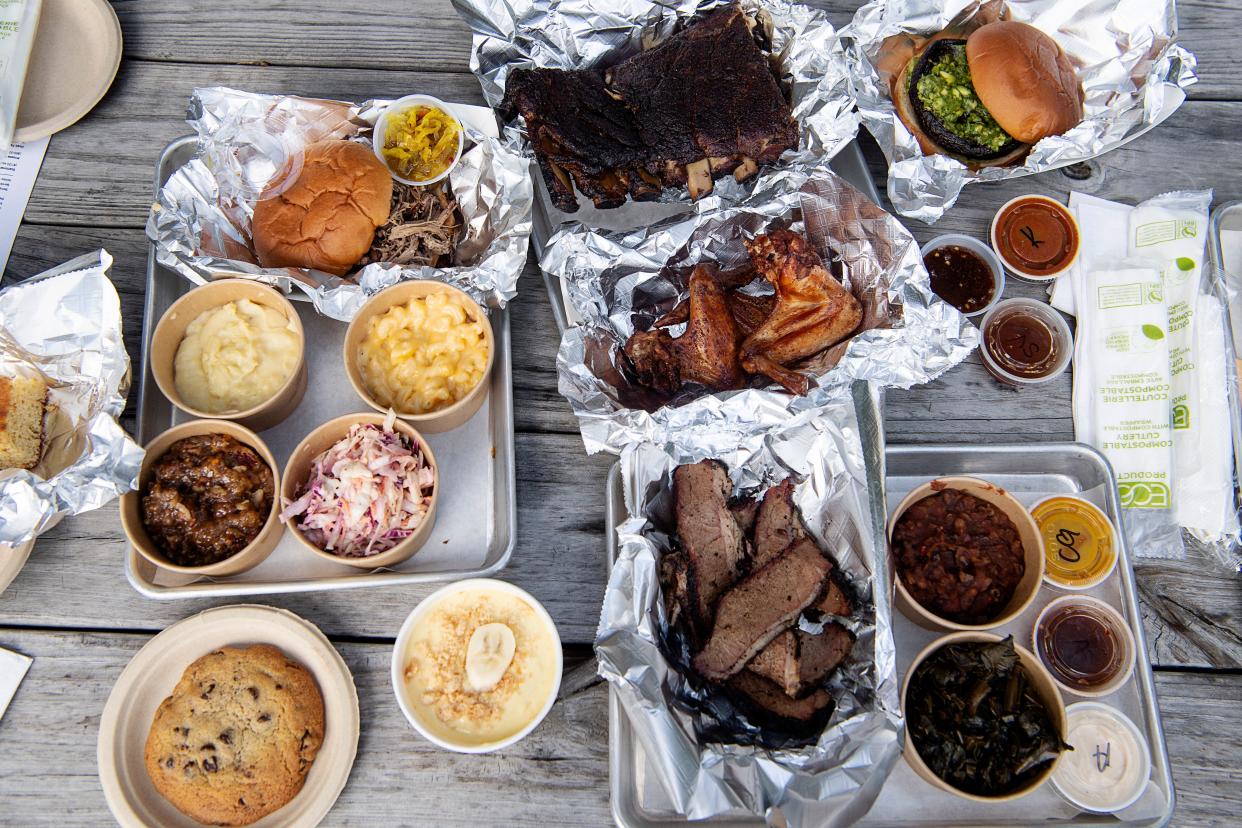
1051;702;1152;814
990;195;1080;283
1031;495;1119;590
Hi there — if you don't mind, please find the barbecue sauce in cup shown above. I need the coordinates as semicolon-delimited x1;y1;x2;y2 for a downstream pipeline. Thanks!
1035;597;1133;695
924;245;995;314
991;196;1080;281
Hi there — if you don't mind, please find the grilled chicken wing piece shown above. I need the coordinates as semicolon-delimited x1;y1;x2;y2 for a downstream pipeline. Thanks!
676;264;745;389
739;230;863;394
623;264;744;392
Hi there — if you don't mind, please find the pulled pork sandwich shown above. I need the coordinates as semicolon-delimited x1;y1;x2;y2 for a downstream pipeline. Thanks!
893;21;1083;167
252;140;393;276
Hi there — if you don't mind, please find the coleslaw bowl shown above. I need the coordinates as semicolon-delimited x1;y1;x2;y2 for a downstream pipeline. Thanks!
280;413;439;570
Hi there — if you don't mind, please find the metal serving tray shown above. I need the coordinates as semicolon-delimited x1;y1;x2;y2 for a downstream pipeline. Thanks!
541;140;882;332
605;443;1175;828
126;136;516;599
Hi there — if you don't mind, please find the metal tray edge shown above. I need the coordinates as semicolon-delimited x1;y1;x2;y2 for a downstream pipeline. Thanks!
130;136;519;599
607;442;1176;828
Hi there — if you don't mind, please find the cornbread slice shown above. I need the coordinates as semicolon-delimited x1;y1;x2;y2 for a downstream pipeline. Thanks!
0;375;47;470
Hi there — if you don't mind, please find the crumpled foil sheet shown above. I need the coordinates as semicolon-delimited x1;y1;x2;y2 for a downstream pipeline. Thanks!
147;87;533;319
548;165;978;453
0;250;143;546
452;0;859;241
843;0;1198;223
596;382;901;826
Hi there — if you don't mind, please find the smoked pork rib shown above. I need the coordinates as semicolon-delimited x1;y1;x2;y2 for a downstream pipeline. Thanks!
498;3;796;211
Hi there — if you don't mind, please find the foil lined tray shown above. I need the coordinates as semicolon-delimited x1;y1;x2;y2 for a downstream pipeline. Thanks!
605;443;1175;828
126;137;516;599
541;140;882;332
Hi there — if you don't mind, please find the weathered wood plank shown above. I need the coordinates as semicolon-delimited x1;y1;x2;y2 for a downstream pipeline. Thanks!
16;59;1242;228
107;0;1238;104
0;628;1237;826
0;629;611;826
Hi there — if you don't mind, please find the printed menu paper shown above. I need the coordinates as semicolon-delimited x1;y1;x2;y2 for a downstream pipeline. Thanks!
0;135;49;274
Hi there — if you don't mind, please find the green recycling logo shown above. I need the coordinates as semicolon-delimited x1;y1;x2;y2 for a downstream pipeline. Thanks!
1173;403;1190;430
1119;481;1171;509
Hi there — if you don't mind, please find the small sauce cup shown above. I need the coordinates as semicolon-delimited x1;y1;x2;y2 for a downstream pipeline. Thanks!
990;194;1080;283
979;298;1073;387
920;234;1005;317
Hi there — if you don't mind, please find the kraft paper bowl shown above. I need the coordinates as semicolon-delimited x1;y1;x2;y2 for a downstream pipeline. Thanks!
120;420;283;578
343;280;494;434
280;413;438;570
888;476;1045;632
391;579;563;753
901;631;1068;802
150;279;307;432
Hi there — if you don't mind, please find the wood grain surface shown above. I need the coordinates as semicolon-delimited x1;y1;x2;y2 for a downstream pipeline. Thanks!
1;1;1241;825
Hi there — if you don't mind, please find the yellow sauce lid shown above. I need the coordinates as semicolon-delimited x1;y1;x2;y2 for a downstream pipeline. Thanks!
1032;496;1118;590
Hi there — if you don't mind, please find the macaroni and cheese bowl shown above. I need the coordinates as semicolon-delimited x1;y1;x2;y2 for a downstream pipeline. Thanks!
344;281;493;433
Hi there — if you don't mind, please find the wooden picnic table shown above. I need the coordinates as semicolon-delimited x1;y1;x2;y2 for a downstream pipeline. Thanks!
1;1;1239;825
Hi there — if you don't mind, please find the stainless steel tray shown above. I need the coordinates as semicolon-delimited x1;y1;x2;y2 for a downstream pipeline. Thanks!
605;443;1175;828
126;136;516;599
542;140;882;332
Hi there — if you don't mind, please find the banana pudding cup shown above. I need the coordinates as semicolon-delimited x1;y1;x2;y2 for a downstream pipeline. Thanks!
392;579;562;753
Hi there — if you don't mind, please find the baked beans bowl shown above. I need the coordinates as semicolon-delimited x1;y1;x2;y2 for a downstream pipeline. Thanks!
149;279;307;433
901;631;1067;802
280;413;439;570
344;280;494;434
887;476;1044;632
120;420;283;578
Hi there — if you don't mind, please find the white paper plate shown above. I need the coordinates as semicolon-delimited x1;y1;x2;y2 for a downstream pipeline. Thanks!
97;605;360;828
14;0;122;143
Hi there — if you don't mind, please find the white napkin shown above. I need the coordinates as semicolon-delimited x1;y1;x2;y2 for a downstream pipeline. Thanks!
1049;192;1132;316
0;645;32;722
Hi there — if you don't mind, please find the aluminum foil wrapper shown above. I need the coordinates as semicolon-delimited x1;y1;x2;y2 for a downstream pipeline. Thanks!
147;87;533;319
452;0;859;245
843;0;1198;223
550;165;977;453
0;251;143;546
597;382;901;826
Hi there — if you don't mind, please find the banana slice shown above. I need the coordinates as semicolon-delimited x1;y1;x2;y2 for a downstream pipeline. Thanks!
465;622;516;692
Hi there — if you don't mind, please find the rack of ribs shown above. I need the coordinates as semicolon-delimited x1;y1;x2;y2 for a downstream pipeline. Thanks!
498;3;798;212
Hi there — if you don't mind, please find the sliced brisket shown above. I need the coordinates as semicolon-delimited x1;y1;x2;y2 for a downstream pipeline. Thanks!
747;622;855;698
674;460;747;629
692;542;830;680
726;670;835;726
751;479;808;565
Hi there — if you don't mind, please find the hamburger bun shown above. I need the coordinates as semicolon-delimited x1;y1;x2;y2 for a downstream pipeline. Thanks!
252;140;393;276
892;21;1082;169
967;21;1083;144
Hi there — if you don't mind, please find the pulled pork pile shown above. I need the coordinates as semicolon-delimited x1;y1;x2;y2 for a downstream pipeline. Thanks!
360;181;461;269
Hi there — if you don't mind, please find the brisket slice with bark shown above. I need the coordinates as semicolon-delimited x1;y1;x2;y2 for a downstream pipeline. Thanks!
747;622;856;698
725;670;835;727
692;542;830;680
751;479;808;565
673;460;748;630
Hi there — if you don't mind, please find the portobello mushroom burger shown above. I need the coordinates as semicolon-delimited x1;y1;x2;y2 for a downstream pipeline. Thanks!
894;21;1083;168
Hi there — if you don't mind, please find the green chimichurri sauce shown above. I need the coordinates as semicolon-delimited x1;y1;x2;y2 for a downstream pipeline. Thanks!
913;45;1013;152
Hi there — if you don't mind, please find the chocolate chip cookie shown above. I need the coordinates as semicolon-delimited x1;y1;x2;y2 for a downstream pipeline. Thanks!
143;644;325;826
